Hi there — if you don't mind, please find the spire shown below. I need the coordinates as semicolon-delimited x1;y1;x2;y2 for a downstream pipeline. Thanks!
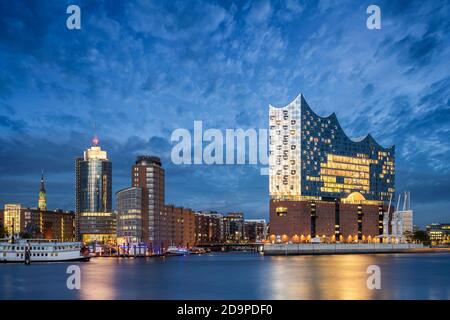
38;170;47;211
40;169;45;193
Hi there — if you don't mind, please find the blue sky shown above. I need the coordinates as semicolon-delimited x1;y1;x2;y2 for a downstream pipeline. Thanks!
0;0;449;227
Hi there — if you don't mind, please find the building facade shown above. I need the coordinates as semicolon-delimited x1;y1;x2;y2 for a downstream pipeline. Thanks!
75;137;116;243
427;223;450;245
0;204;75;241
223;212;245;243
269;94;395;243
243;219;267;243
168;205;196;249
194;212;224;245
131;156;165;248
116;187;143;243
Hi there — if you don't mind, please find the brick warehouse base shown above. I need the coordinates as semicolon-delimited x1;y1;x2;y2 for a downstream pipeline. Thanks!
269;200;393;243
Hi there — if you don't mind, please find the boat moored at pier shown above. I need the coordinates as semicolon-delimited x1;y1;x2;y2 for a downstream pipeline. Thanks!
0;239;90;263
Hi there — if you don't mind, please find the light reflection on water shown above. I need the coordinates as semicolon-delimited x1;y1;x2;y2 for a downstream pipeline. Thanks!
0;252;449;300
267;255;380;299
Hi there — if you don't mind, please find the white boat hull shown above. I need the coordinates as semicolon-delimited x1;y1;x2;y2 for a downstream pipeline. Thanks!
0;240;90;263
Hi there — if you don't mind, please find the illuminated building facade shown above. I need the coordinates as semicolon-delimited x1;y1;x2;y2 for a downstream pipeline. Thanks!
0;204;74;241
194;212;224;245
269;94;395;243
75;137;116;243
243;219;267;243
223;212;245;243
116;187;143;243
164;205;196;249
131;156;165;249
427;223;450;245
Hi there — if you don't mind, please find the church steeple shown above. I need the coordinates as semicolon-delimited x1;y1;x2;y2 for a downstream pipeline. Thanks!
38;170;47;211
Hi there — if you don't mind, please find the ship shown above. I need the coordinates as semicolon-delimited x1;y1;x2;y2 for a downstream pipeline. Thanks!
165;246;189;256
0;239;90;263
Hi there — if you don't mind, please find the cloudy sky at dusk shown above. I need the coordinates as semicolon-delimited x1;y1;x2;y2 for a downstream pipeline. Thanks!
0;0;449;227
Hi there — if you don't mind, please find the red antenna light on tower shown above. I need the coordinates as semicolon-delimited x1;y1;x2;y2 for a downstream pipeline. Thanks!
92;122;99;146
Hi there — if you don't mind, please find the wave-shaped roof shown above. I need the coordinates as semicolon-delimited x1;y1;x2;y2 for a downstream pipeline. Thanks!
270;93;394;151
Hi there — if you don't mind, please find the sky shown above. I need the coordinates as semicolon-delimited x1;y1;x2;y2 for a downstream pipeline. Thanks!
0;0;449;227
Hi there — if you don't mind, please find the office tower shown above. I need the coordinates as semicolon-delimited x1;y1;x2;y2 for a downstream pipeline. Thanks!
131;156;165;249
269;94;395;243
75;136;115;243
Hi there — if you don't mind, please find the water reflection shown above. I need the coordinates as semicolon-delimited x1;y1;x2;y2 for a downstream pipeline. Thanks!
267;255;382;299
79;258;118;300
1;252;449;299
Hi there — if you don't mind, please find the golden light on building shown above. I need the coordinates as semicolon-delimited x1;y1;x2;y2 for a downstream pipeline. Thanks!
4;204;21;236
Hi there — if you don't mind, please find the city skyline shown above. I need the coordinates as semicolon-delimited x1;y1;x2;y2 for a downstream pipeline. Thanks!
1;1;450;227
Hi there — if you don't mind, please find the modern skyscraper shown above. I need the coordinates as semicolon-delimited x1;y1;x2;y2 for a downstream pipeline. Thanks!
131;156;165;248
38;170;47;211
116;186;143;243
269;94;395;243
75;136;115;243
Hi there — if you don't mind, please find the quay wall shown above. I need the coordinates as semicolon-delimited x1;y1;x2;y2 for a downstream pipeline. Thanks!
263;243;425;255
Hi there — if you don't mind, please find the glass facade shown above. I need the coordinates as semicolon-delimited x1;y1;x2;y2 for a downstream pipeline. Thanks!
269;94;395;203
77;159;112;213
76;143;115;242
116;187;143;242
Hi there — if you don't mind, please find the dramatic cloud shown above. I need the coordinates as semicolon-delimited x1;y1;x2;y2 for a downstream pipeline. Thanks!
0;0;449;226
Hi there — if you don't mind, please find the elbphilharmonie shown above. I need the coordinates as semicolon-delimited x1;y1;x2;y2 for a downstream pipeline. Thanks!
268;94;408;243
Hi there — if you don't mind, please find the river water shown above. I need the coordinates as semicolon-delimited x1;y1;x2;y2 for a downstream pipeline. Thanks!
1;252;449;299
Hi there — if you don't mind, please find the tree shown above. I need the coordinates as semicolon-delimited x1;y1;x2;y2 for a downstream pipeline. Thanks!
0;223;5;238
412;230;430;245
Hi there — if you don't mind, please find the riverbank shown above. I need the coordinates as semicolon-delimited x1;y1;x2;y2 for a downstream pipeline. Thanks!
263;243;435;255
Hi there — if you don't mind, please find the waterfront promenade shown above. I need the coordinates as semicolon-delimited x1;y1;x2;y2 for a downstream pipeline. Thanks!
263;243;426;255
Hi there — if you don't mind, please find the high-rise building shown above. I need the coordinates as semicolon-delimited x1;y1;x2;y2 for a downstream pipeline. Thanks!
75;136;115;243
269;94;395;243
131;156;165;248
38;170;47;211
116;187;143;243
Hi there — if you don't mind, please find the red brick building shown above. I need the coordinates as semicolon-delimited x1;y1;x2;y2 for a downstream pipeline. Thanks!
269;200;392;243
